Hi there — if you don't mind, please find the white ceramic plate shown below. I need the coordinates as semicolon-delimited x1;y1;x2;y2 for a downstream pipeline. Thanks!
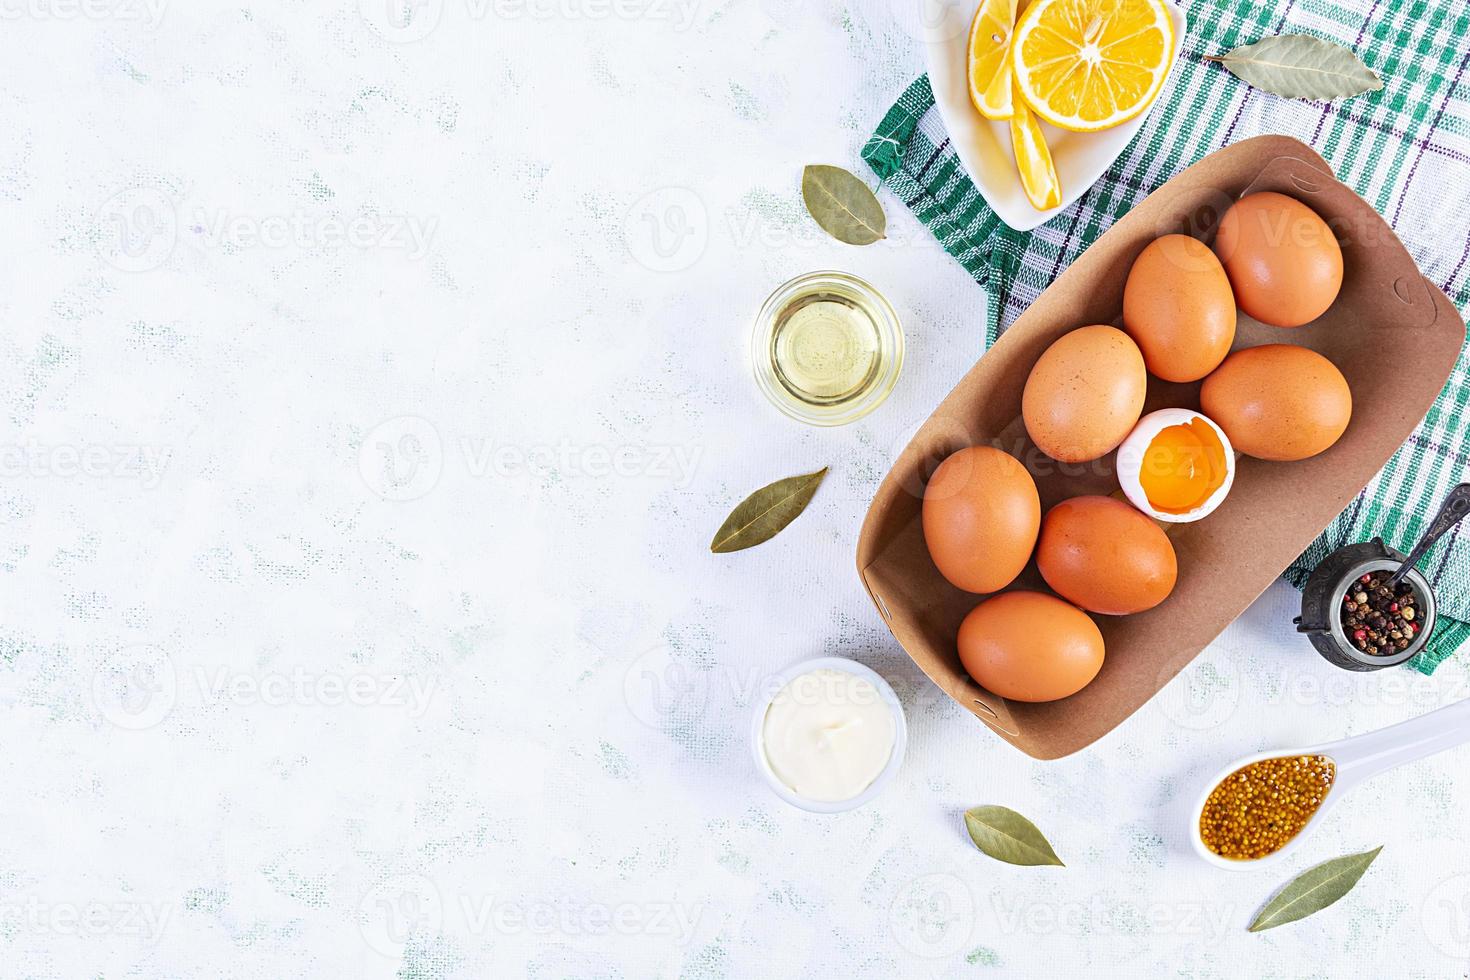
921;0;1188;231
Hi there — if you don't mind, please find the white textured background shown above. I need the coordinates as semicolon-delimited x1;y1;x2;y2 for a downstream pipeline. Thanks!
1;1;1469;977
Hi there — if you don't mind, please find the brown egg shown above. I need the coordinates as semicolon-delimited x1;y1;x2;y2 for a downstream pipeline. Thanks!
922;446;1041;594
957;591;1105;702
1036;496;1178;615
1214;192;1343;328
1123;234;1237;382
1200;344;1352;461
1023;325;1147;463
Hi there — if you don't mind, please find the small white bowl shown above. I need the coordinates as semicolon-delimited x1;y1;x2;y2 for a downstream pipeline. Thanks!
750;656;908;814
921;0;1188;231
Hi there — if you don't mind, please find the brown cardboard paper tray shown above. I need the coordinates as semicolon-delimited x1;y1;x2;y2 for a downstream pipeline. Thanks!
856;135;1465;760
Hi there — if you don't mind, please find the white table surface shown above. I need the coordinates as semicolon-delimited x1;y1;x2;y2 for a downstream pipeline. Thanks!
2;2;1469;977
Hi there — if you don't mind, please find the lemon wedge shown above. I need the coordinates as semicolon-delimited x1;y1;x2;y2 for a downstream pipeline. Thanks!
967;0;1018;119
1008;100;1062;210
1011;0;1174;133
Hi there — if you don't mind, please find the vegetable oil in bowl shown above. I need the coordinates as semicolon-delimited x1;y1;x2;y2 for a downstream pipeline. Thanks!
751;271;903;426
773;296;880;401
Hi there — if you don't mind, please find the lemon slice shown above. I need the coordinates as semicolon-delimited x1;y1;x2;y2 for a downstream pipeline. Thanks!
1012;0;1174;133
967;0;1018;119
1009;100;1061;210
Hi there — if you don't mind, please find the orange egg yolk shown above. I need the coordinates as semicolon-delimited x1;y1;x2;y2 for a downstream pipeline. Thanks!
1139;419;1228;514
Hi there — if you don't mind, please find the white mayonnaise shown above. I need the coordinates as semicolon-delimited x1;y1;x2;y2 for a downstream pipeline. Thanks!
759;667;897;803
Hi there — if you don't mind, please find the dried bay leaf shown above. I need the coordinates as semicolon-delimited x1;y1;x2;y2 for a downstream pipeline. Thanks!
963;806;1065;867
1206;35;1382;101
709;467;828;553
801;165;887;245
1248;846;1383;932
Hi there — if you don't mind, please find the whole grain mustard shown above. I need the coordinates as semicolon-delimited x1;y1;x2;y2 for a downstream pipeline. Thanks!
1198;755;1336;860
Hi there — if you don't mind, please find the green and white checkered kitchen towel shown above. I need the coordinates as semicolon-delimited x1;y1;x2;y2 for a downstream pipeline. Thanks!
863;0;1470;672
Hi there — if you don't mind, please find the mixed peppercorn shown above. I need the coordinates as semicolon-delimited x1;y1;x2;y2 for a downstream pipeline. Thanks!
1198;755;1336;860
1341;572;1422;656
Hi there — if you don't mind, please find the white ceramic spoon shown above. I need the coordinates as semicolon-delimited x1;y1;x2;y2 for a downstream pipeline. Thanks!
1190;697;1470;870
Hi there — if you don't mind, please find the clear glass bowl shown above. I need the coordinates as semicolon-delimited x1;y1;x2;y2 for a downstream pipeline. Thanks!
750;270;904;426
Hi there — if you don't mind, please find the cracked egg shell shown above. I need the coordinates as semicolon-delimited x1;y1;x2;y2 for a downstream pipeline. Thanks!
1116;408;1236;523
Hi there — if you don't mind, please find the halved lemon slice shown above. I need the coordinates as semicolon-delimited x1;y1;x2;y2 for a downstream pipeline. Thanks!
1009;100;1061;210
967;0;1018;119
1011;0;1174;133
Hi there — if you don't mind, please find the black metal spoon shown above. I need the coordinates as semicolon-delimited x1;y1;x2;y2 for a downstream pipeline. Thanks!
1386;483;1470;587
